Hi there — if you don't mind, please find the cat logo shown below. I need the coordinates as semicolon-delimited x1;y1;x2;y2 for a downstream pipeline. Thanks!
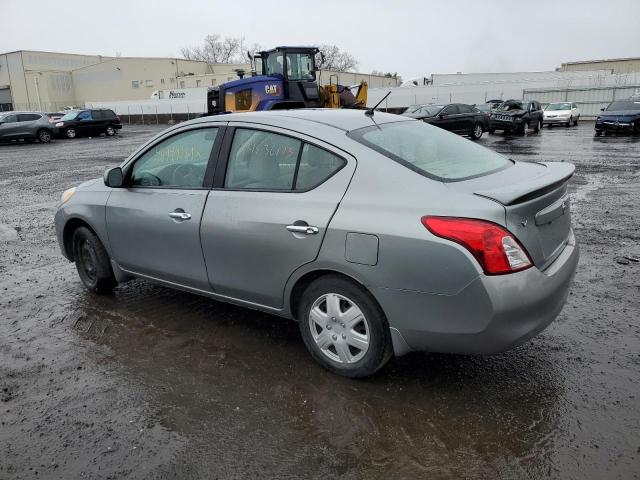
265;84;280;96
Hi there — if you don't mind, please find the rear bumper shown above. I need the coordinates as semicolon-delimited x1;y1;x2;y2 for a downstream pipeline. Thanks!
378;230;579;356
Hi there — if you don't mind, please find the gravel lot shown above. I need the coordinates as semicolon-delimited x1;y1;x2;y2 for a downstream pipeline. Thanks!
1;123;639;479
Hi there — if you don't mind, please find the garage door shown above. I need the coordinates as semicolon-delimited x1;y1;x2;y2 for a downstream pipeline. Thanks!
0;87;13;111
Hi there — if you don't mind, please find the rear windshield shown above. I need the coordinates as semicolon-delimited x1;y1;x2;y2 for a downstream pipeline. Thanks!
348;120;511;182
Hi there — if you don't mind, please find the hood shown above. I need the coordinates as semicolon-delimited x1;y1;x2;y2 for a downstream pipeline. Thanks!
544;109;570;116
598;110;640;119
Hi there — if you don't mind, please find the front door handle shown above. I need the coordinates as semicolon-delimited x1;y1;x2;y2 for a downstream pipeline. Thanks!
169;211;192;221
286;224;319;235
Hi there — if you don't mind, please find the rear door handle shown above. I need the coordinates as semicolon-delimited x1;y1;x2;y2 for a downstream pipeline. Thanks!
286;225;319;235
169;211;192;221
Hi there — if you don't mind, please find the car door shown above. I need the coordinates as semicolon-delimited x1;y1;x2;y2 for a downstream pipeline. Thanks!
75;110;95;135
200;124;356;308
106;125;224;290
436;105;460;132
17;113;41;137
456;104;476;132
0;113;19;139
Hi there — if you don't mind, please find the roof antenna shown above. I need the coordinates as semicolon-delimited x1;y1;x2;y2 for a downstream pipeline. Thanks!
365;91;391;116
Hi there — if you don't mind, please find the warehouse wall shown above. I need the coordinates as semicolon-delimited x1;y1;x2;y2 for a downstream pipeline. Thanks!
560;59;640;74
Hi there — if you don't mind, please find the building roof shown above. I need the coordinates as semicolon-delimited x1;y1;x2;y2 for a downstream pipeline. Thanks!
562;57;640;65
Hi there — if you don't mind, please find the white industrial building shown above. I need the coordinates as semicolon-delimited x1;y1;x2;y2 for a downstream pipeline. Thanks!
0;49;400;112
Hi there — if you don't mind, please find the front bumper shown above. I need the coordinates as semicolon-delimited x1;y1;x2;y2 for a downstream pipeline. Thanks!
377;230;579;356
595;121;635;132
543;116;571;125
490;118;521;130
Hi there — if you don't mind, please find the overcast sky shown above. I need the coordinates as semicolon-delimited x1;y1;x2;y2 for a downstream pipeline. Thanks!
1;0;639;80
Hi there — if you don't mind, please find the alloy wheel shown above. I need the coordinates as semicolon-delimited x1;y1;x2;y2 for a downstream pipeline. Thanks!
308;293;370;364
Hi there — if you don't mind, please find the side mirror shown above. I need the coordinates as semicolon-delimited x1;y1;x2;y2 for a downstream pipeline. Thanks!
104;167;123;187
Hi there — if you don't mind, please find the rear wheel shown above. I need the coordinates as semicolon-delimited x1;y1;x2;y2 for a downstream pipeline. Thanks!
105;125;116;136
65;127;77;139
298;275;392;378
71;226;116;294
470;122;484;140
37;129;52;143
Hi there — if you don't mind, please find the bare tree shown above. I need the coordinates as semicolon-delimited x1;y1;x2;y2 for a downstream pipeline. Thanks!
316;44;358;72
181;35;250;64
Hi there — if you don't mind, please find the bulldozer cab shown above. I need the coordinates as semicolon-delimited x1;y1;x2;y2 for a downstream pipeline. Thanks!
253;47;321;109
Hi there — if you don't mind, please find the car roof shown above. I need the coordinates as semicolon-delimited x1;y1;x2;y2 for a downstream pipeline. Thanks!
0;111;45;115
188;109;410;133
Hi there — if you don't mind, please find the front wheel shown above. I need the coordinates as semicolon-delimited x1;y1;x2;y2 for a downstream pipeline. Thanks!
72;226;116;294
37;129;52;143
519;120;529;135
470;123;484;140
566;117;572;127
534;120;541;133
65;127;77;139
298;276;392;378
574;117;579;126
105;126;116;136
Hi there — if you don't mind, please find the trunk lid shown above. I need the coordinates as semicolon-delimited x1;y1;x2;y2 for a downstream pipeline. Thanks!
448;161;574;270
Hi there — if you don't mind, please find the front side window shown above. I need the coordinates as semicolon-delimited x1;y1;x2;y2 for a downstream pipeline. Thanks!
441;105;459;116
131;128;218;188
77;111;92;121
285;53;315;81
349;121;511;182
225;129;300;190
265;53;284;76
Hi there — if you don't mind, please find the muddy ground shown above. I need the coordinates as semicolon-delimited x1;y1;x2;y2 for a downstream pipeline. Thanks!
0;123;638;479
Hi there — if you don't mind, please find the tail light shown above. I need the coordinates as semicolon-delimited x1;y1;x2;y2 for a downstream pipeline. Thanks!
48;117;56;123
421;216;532;275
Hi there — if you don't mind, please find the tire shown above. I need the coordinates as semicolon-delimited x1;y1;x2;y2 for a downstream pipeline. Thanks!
566;117;572;127
595;131;602;136
519;120;529;135
105;125;116;136
71;226;116;294
298;275;392;378
37;129;52;143
534;120;541;133
65;127;77;139
470;122;484;140
574;117;579;126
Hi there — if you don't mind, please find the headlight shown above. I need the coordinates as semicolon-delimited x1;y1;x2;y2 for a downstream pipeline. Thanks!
61;187;76;204
55;122;64;127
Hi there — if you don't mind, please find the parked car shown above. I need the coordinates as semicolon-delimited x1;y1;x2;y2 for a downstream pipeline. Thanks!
594;98;640;136
54;110;579;377
489;99;543;134
543;102;580;127
402;103;489;140
0;111;57;143
55;108;122;138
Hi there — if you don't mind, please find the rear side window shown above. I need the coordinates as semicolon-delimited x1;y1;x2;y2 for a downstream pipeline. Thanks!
18;113;41;121
225;129;301;190
224;129;346;191
349;121;511;182
1;114;17;123
295;144;346;191
458;104;474;114
441;105;459;115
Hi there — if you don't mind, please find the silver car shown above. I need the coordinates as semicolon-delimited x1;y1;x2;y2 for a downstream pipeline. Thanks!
0;111;58;143
54;110;579;377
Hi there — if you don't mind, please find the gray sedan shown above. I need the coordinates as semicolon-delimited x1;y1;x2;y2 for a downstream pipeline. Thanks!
54;110;579;377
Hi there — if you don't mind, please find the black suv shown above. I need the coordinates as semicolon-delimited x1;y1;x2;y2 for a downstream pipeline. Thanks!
489;99;543;135
55;109;122;139
402;103;490;140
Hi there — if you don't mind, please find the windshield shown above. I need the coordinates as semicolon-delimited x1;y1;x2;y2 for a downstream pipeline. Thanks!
498;101;529;111
606;100;640;111
285;52;315;81
348;121;511;182
545;103;572;111
405;105;422;113
60;111;79;121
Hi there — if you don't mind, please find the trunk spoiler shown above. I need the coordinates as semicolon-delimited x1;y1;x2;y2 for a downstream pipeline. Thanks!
474;162;575;206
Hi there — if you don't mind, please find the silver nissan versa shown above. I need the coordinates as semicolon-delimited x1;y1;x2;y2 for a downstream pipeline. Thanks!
54;109;579;377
